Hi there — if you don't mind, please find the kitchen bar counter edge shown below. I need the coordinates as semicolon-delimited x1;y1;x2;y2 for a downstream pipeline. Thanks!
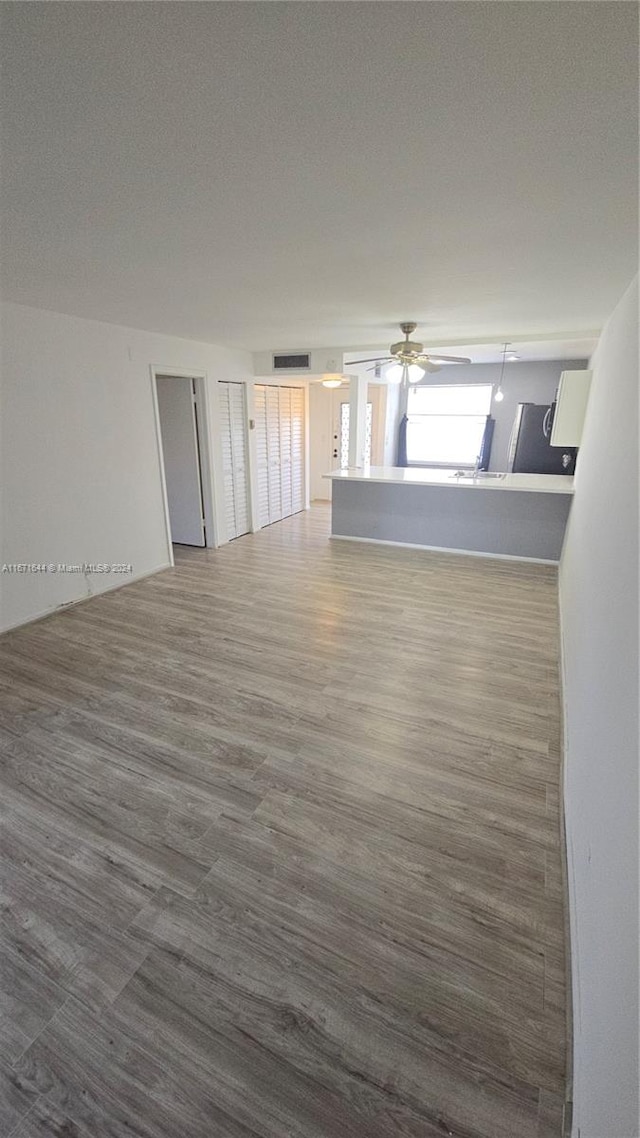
324;465;575;495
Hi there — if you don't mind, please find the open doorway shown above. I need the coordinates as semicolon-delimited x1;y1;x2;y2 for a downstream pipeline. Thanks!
154;373;213;548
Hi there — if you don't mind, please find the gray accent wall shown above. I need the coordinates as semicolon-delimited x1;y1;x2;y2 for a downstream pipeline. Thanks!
331;480;572;561
559;279;639;1138
409;359;589;471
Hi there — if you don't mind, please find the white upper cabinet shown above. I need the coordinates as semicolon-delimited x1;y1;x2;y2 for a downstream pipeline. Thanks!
551;370;593;448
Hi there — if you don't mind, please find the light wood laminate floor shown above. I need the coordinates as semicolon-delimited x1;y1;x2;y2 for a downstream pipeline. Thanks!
0;506;567;1138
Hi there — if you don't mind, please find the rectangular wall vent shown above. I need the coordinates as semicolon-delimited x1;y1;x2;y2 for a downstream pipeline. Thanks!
272;353;311;371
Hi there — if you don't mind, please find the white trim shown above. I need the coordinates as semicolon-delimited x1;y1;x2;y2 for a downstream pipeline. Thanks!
557;572;578;1130
149;367;175;566
244;379;261;533
303;381;311;510
150;366;219;551
329;533;559;565
195;374;220;548
0;562;171;636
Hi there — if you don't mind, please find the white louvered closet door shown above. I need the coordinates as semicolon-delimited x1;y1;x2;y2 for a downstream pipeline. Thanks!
254;384;305;527
266;386;283;523
219;382;250;541
290;387;305;513
254;385;270;528
279;387;293;519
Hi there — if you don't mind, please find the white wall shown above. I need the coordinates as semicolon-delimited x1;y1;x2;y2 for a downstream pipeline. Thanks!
382;382;400;465
559;277;638;1138
308;383;334;500
0;302;252;632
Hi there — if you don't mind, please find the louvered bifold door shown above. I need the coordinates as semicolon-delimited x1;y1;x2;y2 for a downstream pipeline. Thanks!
290;387;304;513
254;385;270;528
279;387;293;520
227;382;250;538
219;383;237;540
219;382;250;541
265;386;282;523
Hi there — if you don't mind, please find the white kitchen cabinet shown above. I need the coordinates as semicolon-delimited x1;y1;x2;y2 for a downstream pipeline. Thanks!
551;369;592;447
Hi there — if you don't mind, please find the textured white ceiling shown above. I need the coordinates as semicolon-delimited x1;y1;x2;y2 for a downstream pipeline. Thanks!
1;2;637;352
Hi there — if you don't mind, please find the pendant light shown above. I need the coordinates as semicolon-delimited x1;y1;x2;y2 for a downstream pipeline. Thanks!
494;343;511;402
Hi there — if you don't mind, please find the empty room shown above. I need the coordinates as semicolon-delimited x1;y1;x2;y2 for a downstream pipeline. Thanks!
0;4;638;1138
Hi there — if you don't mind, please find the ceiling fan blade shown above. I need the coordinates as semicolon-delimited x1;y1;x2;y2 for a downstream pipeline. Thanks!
423;361;441;373
423;353;472;365
348;356;393;366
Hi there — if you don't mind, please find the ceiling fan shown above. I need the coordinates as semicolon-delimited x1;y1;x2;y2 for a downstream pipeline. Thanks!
350;322;472;384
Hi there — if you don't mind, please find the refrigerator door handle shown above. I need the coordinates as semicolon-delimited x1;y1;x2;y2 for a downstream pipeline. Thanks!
542;407;552;438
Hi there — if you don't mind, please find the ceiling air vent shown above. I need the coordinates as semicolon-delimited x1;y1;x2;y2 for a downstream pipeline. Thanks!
272;352;311;371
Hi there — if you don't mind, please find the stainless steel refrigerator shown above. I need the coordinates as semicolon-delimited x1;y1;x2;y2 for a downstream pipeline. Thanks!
507;403;577;475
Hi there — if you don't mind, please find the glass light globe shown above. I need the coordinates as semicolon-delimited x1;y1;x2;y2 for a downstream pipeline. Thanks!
321;375;343;388
408;364;426;383
385;363;403;384
494;387;505;402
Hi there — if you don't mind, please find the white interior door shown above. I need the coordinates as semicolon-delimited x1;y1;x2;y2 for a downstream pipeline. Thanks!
219;382;250;541
308;384;333;501
333;389;378;468
156;375;205;546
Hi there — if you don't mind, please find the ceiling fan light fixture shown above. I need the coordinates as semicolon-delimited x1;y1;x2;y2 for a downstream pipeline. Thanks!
407;364;426;383
385;362;403;384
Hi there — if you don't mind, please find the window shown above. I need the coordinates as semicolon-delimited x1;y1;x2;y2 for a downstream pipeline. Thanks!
406;384;493;467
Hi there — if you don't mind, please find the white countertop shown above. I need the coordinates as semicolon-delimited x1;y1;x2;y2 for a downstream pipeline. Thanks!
324;465;575;495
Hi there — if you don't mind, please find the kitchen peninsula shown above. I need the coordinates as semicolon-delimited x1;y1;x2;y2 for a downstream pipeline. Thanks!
325;466;574;562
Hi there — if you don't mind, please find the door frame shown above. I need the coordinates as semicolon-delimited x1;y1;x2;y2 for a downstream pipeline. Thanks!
150;366;219;559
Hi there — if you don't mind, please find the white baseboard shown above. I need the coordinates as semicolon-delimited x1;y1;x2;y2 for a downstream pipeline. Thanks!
329;533;559;565
0;562;172;636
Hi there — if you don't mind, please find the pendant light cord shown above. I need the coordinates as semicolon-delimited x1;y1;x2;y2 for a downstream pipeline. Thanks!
498;342;508;387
